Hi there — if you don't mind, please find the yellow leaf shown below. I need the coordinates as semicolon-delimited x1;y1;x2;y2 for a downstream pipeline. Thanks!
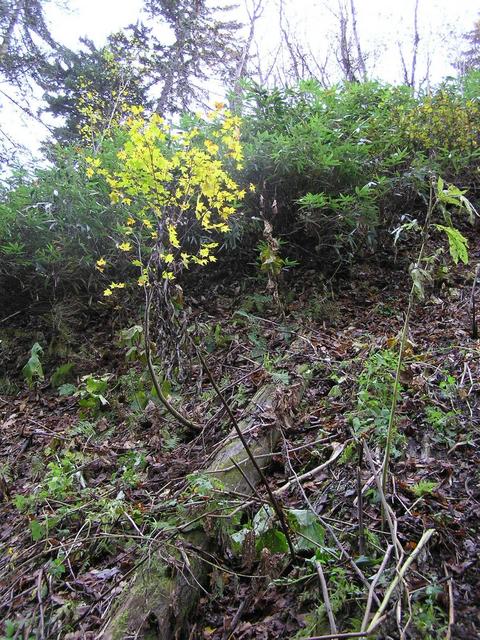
167;224;180;248
96;257;107;272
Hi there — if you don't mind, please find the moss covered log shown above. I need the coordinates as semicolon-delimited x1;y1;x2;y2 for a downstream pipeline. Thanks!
103;380;305;640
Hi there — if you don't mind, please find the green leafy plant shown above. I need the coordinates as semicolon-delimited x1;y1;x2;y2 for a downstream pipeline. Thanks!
412;480;438;497
22;342;45;388
425;405;459;446
50;362;75;388
74;373;112;414
382;177;475;492
118;450;147;488
411;584;448;639
349;348;406;453
258;239;298;277
118;324;145;362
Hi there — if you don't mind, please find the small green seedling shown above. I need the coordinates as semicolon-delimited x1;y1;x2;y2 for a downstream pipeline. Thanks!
22;342;44;388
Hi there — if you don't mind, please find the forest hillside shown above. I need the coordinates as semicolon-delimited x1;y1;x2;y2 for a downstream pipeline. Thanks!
1;2;480;639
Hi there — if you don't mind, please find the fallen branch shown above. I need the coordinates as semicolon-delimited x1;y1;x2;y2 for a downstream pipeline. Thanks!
103;378;306;639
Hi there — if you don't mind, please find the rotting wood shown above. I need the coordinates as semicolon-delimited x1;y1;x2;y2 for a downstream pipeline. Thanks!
103;378;306;640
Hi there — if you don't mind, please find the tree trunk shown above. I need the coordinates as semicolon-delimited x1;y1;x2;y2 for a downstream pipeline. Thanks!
103;379;305;639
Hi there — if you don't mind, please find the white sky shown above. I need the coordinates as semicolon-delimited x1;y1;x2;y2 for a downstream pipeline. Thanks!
1;0;479;165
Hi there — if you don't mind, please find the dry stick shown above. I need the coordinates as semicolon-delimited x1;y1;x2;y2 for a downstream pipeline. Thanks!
144;288;202;431
382;183;435;494
400;587;413;639
191;339;297;561
444;562;455;640
470;264;480;339
360;544;394;632
275;442;345;495
36;568;45;640
367;529;435;632
299;617;387;640
356;441;365;556
278;426;379;605
280;428;338;632
315;560;338;635
364;444;403;561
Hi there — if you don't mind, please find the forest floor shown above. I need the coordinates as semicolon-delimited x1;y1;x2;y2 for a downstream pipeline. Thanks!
1;247;480;640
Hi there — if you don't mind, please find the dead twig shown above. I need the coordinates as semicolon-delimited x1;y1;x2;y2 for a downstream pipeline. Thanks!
275;442;346;495
363;444;403;561
315;560;338;635
470;264;479;339
361;544;393;631
367;529;435;632
444;563;455;640
299;616;386;639
36;568;46;640
278;426;379;605
356;441;365;556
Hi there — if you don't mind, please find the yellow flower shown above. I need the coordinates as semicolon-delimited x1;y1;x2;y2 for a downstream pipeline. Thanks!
110;282;126;289
96;257;107;272
126;217;135;226
248;183;256;193
118;242;132;252
142;218;152;228
162;270;175;280
86;167;94;178
214;101;225;111
137;274;148;286
103;288;113;296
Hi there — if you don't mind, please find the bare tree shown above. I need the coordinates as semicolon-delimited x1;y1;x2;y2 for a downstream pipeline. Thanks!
265;0;331;88
349;0;367;80
323;0;367;82
398;0;421;87
230;0;265;110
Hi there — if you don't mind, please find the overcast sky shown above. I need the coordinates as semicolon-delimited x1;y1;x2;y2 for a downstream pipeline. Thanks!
2;0;479;164
44;0;478;82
